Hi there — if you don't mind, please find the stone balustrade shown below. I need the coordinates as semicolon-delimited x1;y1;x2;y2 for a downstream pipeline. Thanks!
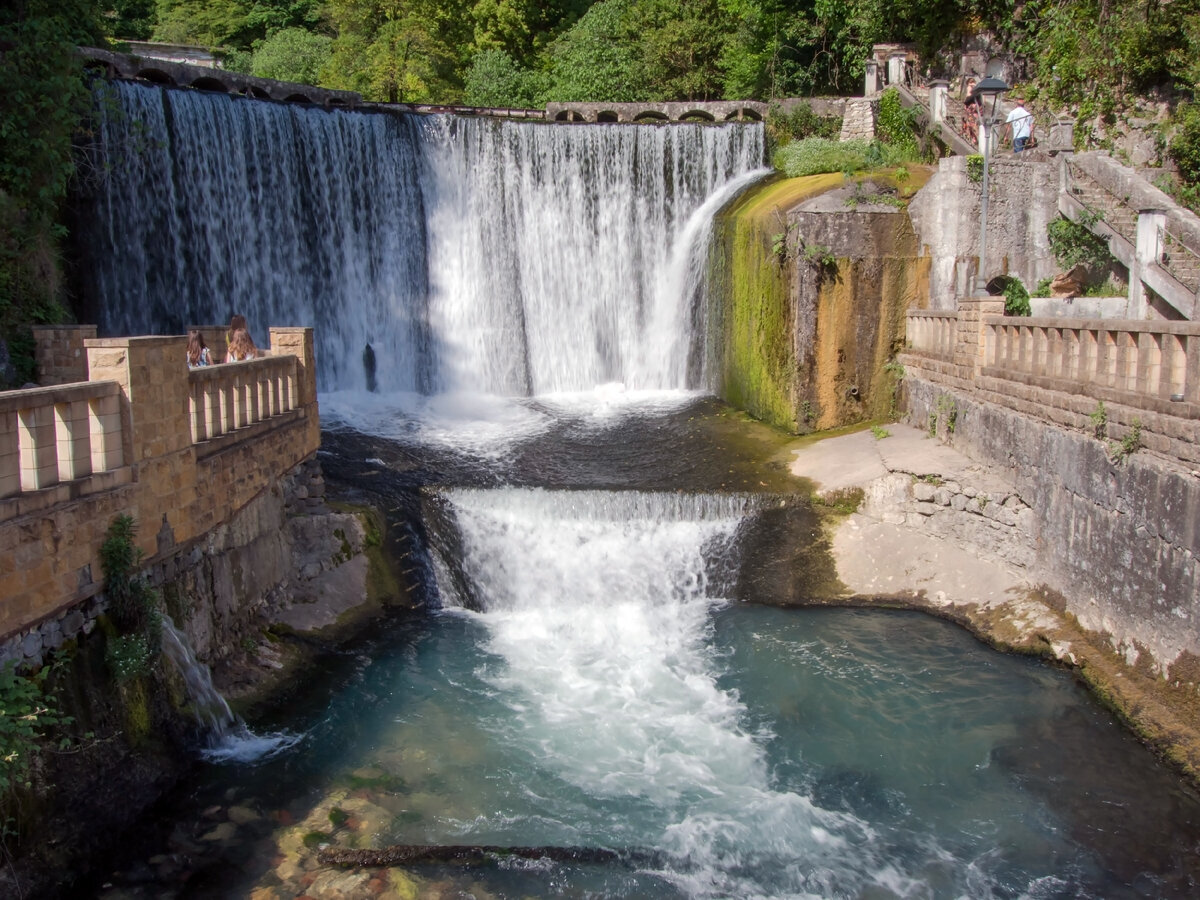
902;302;1200;465
0;327;319;643
0;382;127;511
187;354;299;447
984;318;1200;405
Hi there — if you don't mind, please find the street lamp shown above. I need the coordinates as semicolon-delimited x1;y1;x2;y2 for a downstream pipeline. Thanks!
972;76;1008;294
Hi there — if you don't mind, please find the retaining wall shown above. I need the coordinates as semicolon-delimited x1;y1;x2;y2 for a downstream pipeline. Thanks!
902;301;1200;676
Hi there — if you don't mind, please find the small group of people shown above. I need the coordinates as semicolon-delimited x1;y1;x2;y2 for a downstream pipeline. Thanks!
186;314;262;368
961;77;1035;153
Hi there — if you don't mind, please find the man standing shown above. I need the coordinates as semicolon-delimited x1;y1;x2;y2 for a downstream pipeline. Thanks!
1005;97;1034;153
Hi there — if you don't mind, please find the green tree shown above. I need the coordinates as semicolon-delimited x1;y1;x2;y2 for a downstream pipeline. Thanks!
1;0;106;384
323;0;472;103
635;0;731;101
463;47;541;107
542;0;649;102
251;25;332;84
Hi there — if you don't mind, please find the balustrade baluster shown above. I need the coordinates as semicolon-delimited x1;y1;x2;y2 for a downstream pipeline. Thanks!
88;393;124;471
18;404;58;491
55;399;92;481
0;409;19;498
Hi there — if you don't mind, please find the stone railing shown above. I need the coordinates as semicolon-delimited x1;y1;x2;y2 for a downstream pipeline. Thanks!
0;327;319;642
187;354;299;447
0;381;127;515
985;318;1200;406
902;300;1200;465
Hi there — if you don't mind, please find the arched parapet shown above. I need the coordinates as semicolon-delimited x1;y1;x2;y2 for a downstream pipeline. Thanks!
282;92;314;104
724;106;763;122
135;67;176;86
241;85;271;100
596;110;619;123
678;109;716;123
189;75;229;93
632;110;670;124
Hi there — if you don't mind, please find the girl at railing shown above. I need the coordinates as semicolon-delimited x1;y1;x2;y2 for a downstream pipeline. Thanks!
186;330;212;367
225;328;258;362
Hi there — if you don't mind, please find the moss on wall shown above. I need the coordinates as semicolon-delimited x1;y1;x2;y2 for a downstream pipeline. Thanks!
712;172;929;433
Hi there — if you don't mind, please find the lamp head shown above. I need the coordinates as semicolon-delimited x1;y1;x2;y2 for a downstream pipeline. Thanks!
970;76;1009;125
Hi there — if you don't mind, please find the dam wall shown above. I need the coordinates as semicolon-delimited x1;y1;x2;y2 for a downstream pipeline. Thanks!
711;173;930;433
901;301;1200;678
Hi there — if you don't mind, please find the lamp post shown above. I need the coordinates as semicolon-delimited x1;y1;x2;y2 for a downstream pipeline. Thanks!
973;76;1008;295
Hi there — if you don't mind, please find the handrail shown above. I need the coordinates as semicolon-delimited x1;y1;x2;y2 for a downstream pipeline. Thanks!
187;355;298;444
0;381;125;499
984;316;1200;405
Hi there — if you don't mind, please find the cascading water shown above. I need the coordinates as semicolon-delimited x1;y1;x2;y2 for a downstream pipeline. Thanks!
425;488;886;897
76;81;766;395
75;82;1200;900
160;616;301;763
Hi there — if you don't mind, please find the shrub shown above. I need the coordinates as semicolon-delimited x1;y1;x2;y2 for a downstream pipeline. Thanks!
1047;215;1116;269
1003;277;1031;316
775;138;870;176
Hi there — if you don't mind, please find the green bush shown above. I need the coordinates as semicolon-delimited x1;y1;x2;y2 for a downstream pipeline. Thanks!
100;516;162;680
1047;215;1116;269
1003;277;1031;316
775;138;870;176
1170;102;1200;187
876;88;920;159
766;101;841;149
0;658;72;796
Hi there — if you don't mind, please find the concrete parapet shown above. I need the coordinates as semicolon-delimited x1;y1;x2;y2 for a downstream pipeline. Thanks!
905;308;1200;464
0;328;320;644
32;325;97;386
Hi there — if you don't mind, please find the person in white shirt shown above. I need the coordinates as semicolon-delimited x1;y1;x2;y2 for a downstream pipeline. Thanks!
1005;99;1034;152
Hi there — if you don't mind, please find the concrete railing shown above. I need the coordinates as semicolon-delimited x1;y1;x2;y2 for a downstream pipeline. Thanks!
0;326;319;641
0;382;125;502
187;354;298;445
984;318;1200;405
905;310;959;359
902;302;1200;465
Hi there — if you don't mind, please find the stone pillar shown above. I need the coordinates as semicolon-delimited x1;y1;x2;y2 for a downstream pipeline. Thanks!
864;59;880;97
32;325;97;386
85;336;192;556
887;53;907;87
955;296;1006;378
929;80;949;124
1050;117;1075;153
269;327;320;456
1132;210;1166;319
839;98;879;142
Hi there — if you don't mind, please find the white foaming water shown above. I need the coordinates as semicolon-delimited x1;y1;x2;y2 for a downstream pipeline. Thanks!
432;489;888;897
79;83;766;396
160;617;301;764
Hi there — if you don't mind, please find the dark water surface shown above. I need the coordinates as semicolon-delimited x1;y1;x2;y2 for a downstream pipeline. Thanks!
89;396;1200;899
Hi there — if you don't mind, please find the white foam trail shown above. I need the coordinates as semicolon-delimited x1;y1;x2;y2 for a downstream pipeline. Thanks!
432;488;885;895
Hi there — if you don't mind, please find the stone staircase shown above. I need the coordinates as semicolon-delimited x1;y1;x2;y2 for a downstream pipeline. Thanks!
1064;163;1139;246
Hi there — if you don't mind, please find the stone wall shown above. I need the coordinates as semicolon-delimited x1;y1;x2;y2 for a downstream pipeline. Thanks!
901;306;1200;678
711;174;929;433
33;325;96;385
909;156;1060;308
839;99;878;141
0;328;320;654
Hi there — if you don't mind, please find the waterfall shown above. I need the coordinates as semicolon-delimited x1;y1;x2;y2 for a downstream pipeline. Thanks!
426;487;875;894
160;615;300;763
74;82;766;394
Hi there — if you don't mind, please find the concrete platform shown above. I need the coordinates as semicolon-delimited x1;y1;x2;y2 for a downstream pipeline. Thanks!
790;425;1033;611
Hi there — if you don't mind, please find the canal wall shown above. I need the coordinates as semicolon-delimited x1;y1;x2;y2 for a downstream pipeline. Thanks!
901;302;1200;679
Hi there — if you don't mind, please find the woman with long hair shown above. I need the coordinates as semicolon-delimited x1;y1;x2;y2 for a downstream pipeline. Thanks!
225;327;258;362
186;330;212;367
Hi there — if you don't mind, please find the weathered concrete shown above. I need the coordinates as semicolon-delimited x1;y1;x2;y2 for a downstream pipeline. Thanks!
792;422;1200;782
909;155;1059;308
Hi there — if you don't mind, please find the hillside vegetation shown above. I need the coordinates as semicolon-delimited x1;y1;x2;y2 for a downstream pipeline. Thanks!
4;0;1200;383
